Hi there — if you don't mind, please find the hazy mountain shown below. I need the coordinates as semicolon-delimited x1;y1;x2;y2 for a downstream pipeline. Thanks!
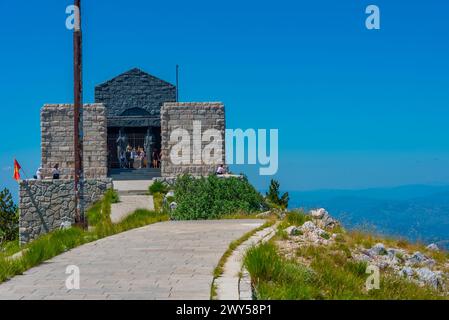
289;185;449;250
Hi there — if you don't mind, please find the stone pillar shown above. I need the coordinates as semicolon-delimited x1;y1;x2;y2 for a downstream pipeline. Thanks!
40;104;108;179
160;102;226;177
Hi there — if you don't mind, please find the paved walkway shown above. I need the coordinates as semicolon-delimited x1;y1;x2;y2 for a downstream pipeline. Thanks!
110;195;154;223
113;180;153;195
0;220;264;300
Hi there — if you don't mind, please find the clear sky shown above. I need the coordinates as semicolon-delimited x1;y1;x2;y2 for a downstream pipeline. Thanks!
1;0;449;197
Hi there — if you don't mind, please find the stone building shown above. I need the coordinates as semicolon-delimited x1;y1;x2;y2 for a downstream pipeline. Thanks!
39;68;226;180
19;67;226;243
95;68;176;172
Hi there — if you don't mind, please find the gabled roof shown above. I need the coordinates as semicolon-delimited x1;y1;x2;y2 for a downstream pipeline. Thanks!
96;68;175;89
94;67;177;121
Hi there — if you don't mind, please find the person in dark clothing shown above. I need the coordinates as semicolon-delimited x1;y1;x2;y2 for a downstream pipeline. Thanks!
152;149;159;168
52;164;60;179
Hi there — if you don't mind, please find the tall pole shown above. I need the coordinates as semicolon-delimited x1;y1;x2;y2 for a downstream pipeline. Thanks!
73;0;85;228
176;64;179;102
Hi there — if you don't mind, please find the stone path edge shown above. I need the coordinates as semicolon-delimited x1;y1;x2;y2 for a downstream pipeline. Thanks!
212;220;278;300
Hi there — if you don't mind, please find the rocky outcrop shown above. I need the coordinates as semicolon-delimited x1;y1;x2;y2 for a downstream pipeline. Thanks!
288;221;332;245
353;243;446;290
281;208;449;294
309;208;339;229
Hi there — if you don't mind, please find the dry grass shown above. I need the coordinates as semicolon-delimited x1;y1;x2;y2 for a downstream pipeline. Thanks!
246;241;445;300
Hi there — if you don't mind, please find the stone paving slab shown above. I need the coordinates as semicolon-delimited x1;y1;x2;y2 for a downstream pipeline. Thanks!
0;220;264;300
113;180;153;193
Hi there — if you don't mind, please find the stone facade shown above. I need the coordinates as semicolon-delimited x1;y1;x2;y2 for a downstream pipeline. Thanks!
19;179;112;244
41;104;108;179
161;102;225;177
95;68;176;128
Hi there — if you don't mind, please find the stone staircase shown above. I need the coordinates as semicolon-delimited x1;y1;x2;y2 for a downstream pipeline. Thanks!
108;168;161;181
112;180;154;196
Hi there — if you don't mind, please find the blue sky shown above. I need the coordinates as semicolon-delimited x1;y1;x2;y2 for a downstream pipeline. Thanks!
1;0;449;198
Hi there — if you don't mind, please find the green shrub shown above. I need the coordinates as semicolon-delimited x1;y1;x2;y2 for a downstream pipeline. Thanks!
171;174;265;220
265;179;289;209
0;188;18;243
149;181;169;195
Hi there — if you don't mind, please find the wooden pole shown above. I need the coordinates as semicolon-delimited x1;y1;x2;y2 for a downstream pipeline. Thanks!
73;0;85;228
176;65;179;102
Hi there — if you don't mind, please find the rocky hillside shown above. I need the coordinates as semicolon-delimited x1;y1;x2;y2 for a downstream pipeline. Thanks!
271;208;449;298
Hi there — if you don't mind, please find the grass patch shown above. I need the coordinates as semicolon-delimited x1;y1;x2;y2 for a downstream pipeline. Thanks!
116;209;168;231
286;210;310;226
245;241;444;300
210;220;275;299
149;181;169;195
153;192;165;213
0;190;168;285
0;240;21;258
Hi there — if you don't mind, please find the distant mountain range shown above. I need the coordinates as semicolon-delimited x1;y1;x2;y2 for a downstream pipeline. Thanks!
288;185;449;250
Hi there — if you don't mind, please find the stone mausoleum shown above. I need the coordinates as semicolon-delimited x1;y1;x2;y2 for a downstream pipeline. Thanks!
19;67;226;244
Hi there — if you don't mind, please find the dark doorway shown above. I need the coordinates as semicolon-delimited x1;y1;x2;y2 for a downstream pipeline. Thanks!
107;127;161;169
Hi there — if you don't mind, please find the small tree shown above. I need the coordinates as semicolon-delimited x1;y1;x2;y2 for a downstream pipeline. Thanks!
0;188;18;242
266;179;289;209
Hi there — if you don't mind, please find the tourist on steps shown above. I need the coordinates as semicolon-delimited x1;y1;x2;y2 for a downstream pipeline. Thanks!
152;149;159;168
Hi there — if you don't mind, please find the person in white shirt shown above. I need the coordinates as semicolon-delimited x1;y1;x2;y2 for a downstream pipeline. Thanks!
35;167;43;180
216;164;225;175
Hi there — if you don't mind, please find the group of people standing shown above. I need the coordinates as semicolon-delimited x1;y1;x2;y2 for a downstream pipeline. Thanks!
118;145;161;169
34;163;60;180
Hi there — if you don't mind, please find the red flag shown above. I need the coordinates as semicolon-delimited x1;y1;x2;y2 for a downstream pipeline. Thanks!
13;159;21;181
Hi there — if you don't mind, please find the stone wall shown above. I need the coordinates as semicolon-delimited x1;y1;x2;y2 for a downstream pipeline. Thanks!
19;179;112;244
41;104;107;179
161;102;225;177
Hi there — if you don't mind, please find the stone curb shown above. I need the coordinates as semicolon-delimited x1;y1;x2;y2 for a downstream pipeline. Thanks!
214;222;278;300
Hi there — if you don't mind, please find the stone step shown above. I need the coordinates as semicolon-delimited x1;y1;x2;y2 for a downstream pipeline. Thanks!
117;190;149;196
112;180;154;196
108;168;161;181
